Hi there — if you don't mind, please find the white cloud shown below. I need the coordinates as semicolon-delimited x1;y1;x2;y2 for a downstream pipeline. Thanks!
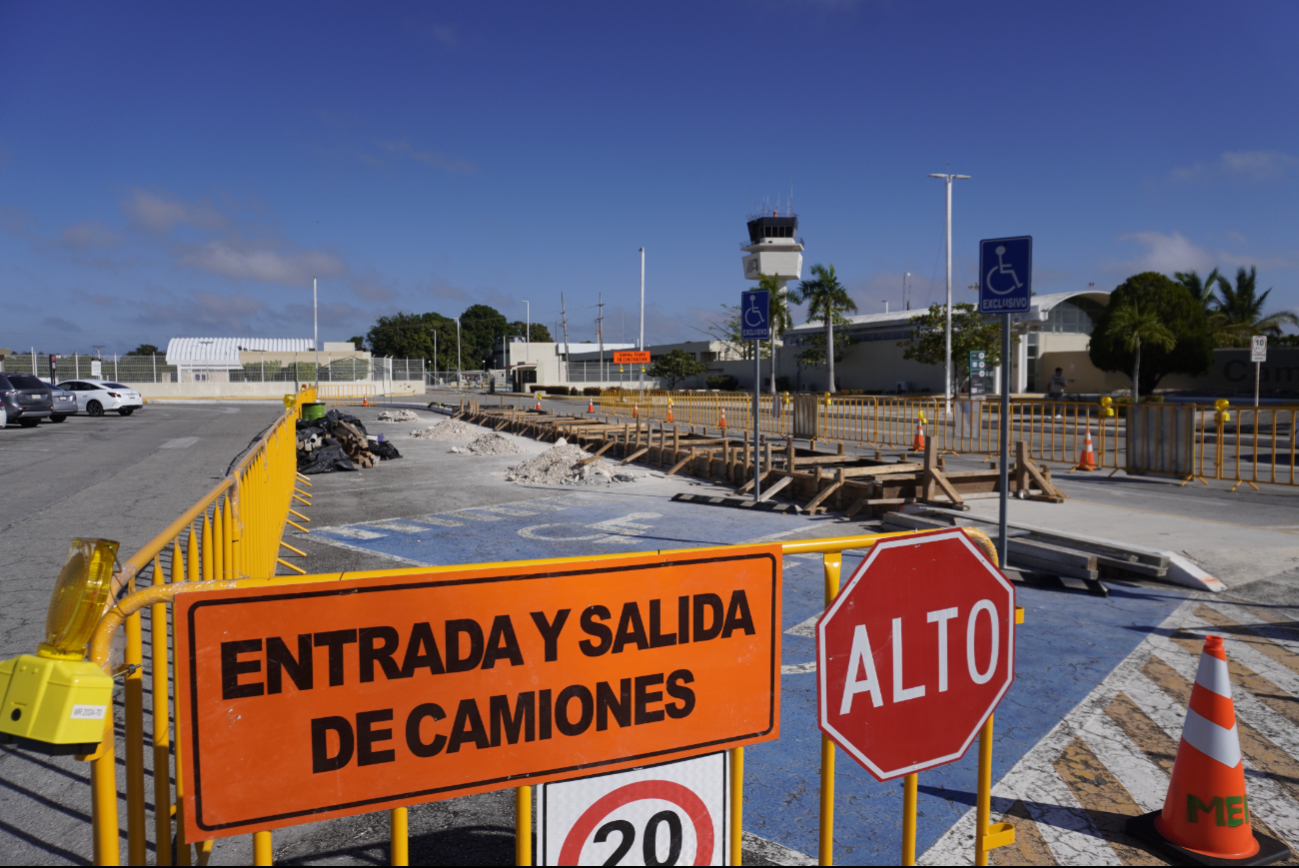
57;220;120;248
1170;151;1298;183
373;139;476;174
181;240;345;286
122;189;226;232
1115;231;1215;275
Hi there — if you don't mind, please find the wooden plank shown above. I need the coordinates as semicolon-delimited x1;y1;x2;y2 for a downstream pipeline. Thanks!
1007;538;1097;570
666;449;697;477
840;464;924;478
804;480;843;512
928;467;965;506
844;496;872;519
1006;552;1099;581
737;471;771;495
578;441;616;466
618;447;649;466
757;475;793;502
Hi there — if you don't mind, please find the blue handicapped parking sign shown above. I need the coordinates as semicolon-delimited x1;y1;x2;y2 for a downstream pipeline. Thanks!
979;236;1032;314
741;289;770;340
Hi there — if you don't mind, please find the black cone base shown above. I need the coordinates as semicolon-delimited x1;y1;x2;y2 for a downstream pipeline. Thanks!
1126;810;1291;866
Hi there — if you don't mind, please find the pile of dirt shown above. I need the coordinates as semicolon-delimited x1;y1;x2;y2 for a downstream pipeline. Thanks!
377;409;420;422
505;439;638;486
452;433;524;455
408;419;484;440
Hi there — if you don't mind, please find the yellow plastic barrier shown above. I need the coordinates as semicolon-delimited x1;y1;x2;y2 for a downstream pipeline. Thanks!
67;517;1014;866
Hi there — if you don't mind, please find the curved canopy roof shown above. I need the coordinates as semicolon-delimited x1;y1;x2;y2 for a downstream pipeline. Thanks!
165;337;315;367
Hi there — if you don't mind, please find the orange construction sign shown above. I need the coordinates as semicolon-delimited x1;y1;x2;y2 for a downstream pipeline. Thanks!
612;350;651;364
173;546;781;840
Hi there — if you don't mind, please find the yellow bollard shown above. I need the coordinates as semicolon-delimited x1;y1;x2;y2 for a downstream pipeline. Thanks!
391;807;409;866
253;830;273;865
819;553;842;866
902;773;918;866
730;746;744;866
516;785;532;866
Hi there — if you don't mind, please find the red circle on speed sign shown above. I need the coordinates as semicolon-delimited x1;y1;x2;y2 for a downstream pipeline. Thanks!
816;529;1015;781
559;779;715;866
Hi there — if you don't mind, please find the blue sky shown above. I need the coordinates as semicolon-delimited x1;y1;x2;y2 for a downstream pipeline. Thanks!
2;1;1297;354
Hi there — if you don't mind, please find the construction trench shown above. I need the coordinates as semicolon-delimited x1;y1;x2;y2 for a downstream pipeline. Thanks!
452;396;1178;596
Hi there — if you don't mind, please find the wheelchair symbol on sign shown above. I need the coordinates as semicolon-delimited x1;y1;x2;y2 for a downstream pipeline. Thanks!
745;295;767;327
985;245;1024;296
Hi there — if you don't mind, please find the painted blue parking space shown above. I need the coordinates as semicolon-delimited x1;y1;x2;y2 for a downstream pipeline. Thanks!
311;487;1193;863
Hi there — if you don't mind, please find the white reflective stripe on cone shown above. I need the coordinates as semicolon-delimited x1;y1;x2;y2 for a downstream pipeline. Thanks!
1182;708;1242;769
1195;651;1233;698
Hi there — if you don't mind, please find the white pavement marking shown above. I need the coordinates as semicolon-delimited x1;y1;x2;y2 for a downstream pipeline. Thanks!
741;832;816;866
1076;710;1168;814
451;510;502;521
299;532;429;566
1017;762;1123;866
1220;604;1299;656
159;436;199;449
414;515;467;527
786;615;818;638
474;505;541;516
318;526;386;540
368;520;434;534
781;661;817;675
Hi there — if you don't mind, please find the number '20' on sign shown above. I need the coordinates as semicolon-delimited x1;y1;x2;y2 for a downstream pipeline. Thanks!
538;752;730;865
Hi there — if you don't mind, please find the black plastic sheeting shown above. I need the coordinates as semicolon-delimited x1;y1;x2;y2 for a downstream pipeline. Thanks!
296;409;401;473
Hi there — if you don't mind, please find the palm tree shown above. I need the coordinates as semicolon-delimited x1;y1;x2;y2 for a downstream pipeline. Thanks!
1211;266;1299;347
790;263;858;393
758;272;794;394
1104;302;1176;402
1174;268;1221;310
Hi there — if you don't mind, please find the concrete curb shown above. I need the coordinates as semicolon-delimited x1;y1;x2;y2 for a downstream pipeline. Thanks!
1160;550;1227;593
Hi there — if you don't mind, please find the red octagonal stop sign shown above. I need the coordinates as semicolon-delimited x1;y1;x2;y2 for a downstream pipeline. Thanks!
817;529;1015;781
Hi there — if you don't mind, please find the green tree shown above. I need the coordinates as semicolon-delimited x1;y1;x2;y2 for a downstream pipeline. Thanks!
458;304;510;370
507;321;554;342
1210;266;1299;347
366;311;458;372
795;319;853;368
348;335;366;351
698;303;769;361
1088;272;1214;395
899;303;1008;390
647;348;707;389
1103;301;1176;402
127;343;159;355
1174;269;1222;311
790;264;857;393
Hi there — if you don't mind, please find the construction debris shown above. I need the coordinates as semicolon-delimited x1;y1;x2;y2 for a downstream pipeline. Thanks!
377;409;420;422
409;419;484;440
451;433;523;455
505;441;638;486
456;396;1067;514
297;409;402;473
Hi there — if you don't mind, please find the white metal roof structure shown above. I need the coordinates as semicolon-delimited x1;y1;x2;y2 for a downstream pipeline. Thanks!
165;338;315;369
783;290;1112;336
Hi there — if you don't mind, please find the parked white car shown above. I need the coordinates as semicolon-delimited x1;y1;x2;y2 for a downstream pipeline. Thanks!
56;380;144;417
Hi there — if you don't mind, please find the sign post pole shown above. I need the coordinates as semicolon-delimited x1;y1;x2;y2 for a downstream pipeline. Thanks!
978;236;1032;568
741;288;771;502
1252;335;1267;408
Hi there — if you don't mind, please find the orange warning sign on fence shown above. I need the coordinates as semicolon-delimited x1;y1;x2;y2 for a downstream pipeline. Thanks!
173;547;781;840
612;350;651;364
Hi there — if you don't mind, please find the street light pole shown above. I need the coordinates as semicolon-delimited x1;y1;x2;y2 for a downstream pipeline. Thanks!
639;247;645;395
313;276;319;387
522;300;530;363
456;317;462;387
928;173;970;414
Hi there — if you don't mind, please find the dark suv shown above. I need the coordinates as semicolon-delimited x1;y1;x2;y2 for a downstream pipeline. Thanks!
0;373;53;427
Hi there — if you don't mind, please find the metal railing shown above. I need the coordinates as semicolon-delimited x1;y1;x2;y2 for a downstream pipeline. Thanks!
79;520;1011;866
82;388;312;866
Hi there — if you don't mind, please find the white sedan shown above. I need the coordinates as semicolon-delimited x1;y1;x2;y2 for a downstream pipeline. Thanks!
56;380;145;417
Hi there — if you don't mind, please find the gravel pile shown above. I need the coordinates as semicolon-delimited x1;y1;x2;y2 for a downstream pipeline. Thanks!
505;440;638;486
408;419;484;440
451;433;523;455
377;409;420;422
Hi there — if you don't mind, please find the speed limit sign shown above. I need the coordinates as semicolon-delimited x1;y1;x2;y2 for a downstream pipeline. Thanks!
537;752;730;866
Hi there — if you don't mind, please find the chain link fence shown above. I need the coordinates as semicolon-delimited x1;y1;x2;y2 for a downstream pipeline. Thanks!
0;352;425;384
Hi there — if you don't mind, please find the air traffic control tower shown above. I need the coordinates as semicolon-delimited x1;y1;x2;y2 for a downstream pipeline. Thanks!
742;211;804;291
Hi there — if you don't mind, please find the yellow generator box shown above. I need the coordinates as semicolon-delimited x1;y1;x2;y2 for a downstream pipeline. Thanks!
0;655;114;754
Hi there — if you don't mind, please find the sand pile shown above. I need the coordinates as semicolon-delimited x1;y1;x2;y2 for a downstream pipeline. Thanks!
451;433;523;455
408;419;484;440
505;440;638;486
377;409;420;422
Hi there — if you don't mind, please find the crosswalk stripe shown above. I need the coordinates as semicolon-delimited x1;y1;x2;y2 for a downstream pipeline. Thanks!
989;800;1060;867
1193;606;1299;693
1103;691;1177;778
1077;702;1168;814
1051;737;1162;865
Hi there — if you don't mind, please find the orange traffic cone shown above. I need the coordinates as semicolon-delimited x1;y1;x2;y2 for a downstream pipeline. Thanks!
587;398;595;414
719;408;727;430
1074;430;1097;472
633;402;639;419
362;397;369;407
535;397;542;411
1127;635;1289;864
911;418;926;452
666;403;674;423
